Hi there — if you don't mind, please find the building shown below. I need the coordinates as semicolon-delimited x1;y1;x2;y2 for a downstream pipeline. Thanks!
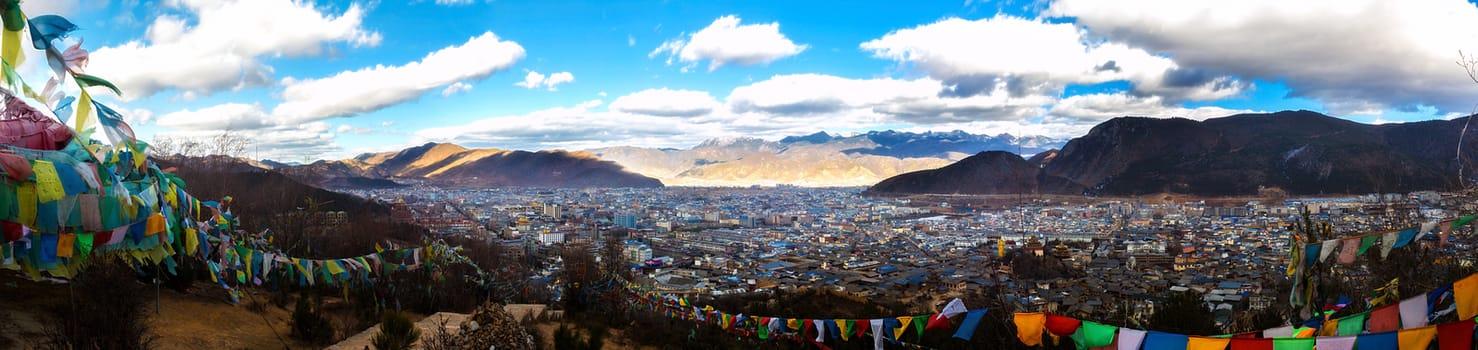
616;214;639;229
538;231;565;246
544;204;562;218
623;241;653;262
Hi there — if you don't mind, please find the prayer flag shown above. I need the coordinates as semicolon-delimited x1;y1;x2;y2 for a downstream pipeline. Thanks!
1436;319;1473;350
1187;336;1229;350
1392;228;1417;248
1117;329;1147;350
1078;321;1117;348
1015;312;1047;346
952;309;986;341
893;316;911;340
1314;336;1355;350
1455;273;1478;320
1142;331;1186;350
1356;332;1396;349
1271;338;1313;350
1046;313;1083;336
1259;323;1294;338
1337;237;1360;264
1396;326;1436;350
1335;312;1365;336
1369;304;1401;333
1357;235;1377;255
1229;338;1272;350
1398;295;1428;329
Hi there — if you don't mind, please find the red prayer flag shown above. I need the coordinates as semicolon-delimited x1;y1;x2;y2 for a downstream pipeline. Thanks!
1230;338;1273;350
925;313;952;331
1;221;20;242
1437;319;1474;350
1368;304;1401;333
856;319;869;338
1045;313;1082;336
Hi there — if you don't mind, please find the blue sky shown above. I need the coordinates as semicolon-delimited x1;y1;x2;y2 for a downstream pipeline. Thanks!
25;0;1478;161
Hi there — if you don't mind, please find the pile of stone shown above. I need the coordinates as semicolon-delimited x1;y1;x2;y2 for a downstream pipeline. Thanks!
422;302;536;350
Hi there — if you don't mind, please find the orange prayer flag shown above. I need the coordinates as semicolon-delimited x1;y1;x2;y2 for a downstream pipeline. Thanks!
1455;274;1478;321
1397;326;1436;350
144;213;166;235
1014;312;1046;346
1187;336;1230;350
56;233;75;258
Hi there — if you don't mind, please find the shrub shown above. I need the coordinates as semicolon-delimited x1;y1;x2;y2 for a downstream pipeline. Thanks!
38;257;158;350
290;292;335;345
372;311;420;350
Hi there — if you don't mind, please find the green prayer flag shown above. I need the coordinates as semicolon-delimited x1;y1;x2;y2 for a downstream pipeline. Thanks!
1079;321;1117;348
75;233;93;257
1272;338;1314;350
758;318;769;340
1336;312;1366;336
1358;236;1377;255
1453;215;1476;230
1070;328;1089;350
912;315;927;339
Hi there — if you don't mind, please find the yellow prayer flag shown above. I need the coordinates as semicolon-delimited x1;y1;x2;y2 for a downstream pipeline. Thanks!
894;316;913;339
17;182;35;227
325;260;345;275
184;228;198;255
32;160;64;203
1;27;21;67
74;90;93;135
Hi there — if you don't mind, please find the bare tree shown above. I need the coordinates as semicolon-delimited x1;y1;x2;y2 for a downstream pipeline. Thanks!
208;132;250;158
1453;51;1478;187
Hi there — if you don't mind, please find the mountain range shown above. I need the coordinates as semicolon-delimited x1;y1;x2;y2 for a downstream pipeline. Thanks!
276;143;663;188
588;131;1064;186
868;110;1477;196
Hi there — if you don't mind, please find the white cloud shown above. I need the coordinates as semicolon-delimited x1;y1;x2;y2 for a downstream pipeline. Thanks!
125;108;155;125
155;103;274;130
727;74;1053;124
1046;0;1478;114
1048;93;1258;121
514;71;575;91
609;88;722;117
650;15;807;71
415;100;720;150
336;124;372;135
859;16;1244;101
272;31;525;123
627;34;636;47
22;0;80;16
442;82;473;97
89;0;381;100
434;0;477;5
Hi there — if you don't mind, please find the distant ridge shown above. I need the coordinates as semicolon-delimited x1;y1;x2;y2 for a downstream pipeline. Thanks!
868;110;1477;196
277;143;663;189
590;130;1065;187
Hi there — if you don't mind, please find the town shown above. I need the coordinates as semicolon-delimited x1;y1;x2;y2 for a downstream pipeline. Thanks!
350;186;1478;328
